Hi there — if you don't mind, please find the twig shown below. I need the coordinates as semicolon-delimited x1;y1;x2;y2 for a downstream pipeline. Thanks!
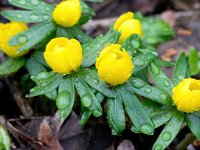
176;133;196;150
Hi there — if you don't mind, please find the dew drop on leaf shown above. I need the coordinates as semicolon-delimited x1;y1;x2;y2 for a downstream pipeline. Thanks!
134;59;144;67
162;131;172;141
56;90;71;110
154;144;163;150
139;122;154;135
159;93;167;101
81;93;92;107
144;88;152;94
30;14;39;21
150;63;160;75
30;0;40;5
164;79;170;87
131;78;145;88
19;0;26;5
17;35;28;44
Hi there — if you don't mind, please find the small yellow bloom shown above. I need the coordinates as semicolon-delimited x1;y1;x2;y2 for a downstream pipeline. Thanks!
44;37;82;74
0;22;28;57
96;44;133;86
114;12;142;43
172;78;200;113
52;0;81;27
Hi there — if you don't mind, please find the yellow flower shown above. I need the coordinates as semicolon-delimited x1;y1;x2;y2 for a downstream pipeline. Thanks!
172;78;200;113
0;22;28;57
114;12;142;43
52;0;81;27
44;37;82;74
96;44;133;86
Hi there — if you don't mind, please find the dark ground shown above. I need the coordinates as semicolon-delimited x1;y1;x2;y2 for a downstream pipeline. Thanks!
0;0;200;149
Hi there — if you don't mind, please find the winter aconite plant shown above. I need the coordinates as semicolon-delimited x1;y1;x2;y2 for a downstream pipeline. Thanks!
0;0;199;150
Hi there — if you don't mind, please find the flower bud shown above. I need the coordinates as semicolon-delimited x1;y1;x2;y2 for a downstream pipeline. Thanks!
114;12;142;43
172;78;200;113
0;22;28;57
96;44;133;86
52;0;81;27
44;37;82;74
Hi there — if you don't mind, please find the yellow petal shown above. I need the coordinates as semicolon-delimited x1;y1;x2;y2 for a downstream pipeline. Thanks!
172;78;200;113
113;12;133;30
52;0;81;27
0;22;28;57
44;37;82;74
96;44;133;86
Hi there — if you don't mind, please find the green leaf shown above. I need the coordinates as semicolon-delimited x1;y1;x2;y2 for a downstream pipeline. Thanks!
133;50;157;73
26;57;46;76
173;52;189;86
127;77;171;104
31;51;48;68
121;34;142;56
119;85;154;135
74;77;102;117
82;29;120;67
149;61;174;96
185;113;200;139
58;77;75;121
56;26;73;38
81;92;104;125
1;10;51;23
154;58;175;67
80;0;95;17
152;111;184;150
189;48;200;75
142;101;173;128
79;68;116;98
107;91;125;135
9;21;56;52
142;17;174;45
70;26;92;43
27;72;63;97
8;0;55;12
0;125;10;150
0;57;25;76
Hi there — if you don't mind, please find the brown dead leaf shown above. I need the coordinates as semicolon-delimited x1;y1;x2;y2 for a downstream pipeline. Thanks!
38;119;63;150
161;48;177;61
177;28;193;35
193;139;200;147
117;140;135;150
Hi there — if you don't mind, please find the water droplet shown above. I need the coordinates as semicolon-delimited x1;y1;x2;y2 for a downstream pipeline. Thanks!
178;75;184;81
30;0;39;5
134;59;144;67
131;40;140;49
36;72;50;80
164;80;170;87
160;94;167;101
139;123;154;135
30;88;35;92
30;14;38;20
19;0;26;5
153;144;163;150
162;131;172;141
81;93;92;107
131;78;145;88
16;14;22;18
136;110;141;115
150;63;160;75
56;91;71;110
93;110;102;117
43;15;50;20
145;88;152;94
17;35;28;44
46;7;51;11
